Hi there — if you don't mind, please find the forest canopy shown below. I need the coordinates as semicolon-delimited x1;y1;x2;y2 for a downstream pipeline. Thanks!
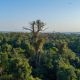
0;20;80;80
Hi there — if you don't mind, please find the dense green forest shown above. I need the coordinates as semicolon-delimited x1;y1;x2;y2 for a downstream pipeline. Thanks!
0;20;80;80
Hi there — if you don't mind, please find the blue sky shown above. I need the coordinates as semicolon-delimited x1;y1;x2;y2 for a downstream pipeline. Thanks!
0;0;80;32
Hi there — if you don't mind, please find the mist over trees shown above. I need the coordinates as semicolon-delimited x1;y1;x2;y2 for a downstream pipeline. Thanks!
0;20;80;80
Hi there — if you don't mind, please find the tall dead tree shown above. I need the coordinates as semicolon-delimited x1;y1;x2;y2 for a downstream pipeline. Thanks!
23;20;47;66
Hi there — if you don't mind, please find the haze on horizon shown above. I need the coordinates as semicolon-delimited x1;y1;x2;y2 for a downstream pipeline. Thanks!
0;0;80;32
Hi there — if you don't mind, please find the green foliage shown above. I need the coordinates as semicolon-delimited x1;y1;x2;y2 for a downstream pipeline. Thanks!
0;32;80;80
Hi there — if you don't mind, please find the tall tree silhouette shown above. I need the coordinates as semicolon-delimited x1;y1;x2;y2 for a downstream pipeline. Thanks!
23;20;47;66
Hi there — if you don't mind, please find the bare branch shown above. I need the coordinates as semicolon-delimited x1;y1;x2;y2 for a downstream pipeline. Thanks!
42;27;48;31
23;26;32;31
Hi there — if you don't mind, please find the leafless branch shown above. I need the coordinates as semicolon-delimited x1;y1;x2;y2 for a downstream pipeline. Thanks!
42;27;48;31
23;26;32;31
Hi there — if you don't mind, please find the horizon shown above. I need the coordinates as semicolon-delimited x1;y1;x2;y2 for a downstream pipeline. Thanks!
0;0;80;32
0;30;80;33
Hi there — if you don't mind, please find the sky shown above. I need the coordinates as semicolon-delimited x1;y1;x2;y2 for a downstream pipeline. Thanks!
0;0;80;32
